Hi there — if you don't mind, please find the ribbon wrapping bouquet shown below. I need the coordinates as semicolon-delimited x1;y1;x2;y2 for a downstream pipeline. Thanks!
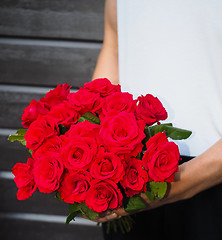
9;78;191;233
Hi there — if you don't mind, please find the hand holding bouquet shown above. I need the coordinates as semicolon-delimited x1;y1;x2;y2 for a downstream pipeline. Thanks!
9;78;191;233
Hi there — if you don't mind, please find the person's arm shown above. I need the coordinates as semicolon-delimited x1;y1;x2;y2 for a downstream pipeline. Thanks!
89;0;222;223
163;139;222;203
92;0;119;85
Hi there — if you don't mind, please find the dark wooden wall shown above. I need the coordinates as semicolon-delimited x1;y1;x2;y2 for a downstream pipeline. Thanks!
0;1;104;239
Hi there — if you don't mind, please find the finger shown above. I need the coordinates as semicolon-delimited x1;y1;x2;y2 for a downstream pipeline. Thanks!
99;210;112;218
113;208;128;216
96;212;120;223
139;192;151;207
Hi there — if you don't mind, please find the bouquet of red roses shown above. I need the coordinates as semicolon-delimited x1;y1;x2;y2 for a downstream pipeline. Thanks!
9;78;191;233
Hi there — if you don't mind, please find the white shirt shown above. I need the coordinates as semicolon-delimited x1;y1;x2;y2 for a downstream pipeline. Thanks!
117;0;222;156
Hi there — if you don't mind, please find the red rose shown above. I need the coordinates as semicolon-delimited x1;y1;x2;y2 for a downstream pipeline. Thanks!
68;88;101;114
58;170;92;204
135;94;168;125
32;136;62;160
64;120;100;139
101;92;137;119
33;153;64;193
142;132;180;182
120;157;148;197
85;179;123;213
90;151;124;183
84;78;121;97
48;102;80;128
24;116;59;150
41;83;71;109
21;99;49;128
12;157;37;200
61;136;98;171
99;112;146;157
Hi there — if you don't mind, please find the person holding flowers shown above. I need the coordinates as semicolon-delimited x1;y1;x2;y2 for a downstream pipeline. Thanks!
91;0;222;239
9;1;222;240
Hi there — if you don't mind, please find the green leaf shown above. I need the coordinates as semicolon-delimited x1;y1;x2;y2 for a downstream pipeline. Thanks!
165;126;192;140
8;129;27;146
149;123;192;140
16;129;28;135
149;123;173;136
125;196;147;213
146;182;168;201
78;112;100;125
58;124;68;135
68;202;99;220
78;116;87;123
69;202;80;212
142;125;152;145
54;192;63;202
65;202;81;224
65;211;79;224
78;203;99;220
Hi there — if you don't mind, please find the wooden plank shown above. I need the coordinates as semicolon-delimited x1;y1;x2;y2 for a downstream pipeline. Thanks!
0;86;45;129
0;218;103;240
0;38;101;88
0;85;85;129
0;131;29;171
0;178;70;215
0;0;104;41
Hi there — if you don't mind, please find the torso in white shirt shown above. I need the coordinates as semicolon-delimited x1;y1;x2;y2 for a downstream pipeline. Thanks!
117;0;222;156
